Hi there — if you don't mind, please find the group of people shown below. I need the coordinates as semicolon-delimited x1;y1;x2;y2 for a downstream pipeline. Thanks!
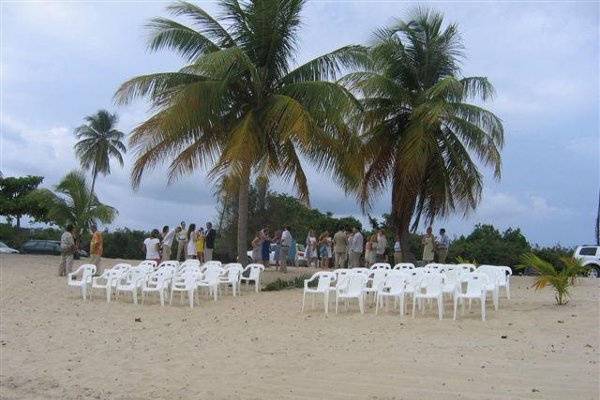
251;226;294;272
143;221;216;264
58;223;103;276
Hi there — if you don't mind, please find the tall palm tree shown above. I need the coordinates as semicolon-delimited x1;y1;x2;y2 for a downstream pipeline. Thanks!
47;171;118;235
344;9;504;260
74;109;126;196
115;0;364;264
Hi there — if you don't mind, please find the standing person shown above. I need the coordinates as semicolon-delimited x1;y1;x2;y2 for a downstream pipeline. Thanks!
376;229;388;263
260;228;271;268
364;234;376;267
196;227;206;262
349;228;363;268
143;229;161;264
58;224;76;276
325;232;333;268
333;228;347;268
436;228;450;263
89;224;103;273
421;227;435;263
279;226;293;273
272;230;282;270
176;221;187;261
393;235;402;265
186;224;197;259
161;225;177;262
251;231;263;263
204;222;216;261
306;230;318;268
318;232;329;269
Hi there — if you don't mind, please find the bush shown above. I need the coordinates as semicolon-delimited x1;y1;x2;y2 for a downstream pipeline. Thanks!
263;275;315;291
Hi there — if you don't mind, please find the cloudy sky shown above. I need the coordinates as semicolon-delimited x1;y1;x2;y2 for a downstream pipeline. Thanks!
1;1;598;246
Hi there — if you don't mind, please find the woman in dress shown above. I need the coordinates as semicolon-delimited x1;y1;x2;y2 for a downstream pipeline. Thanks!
318;232;329;269
251;231;262;263
421;226;435;263
186;223;197;259
307;230;318;268
196;227;205;262
260;228;271;268
364;234;374;267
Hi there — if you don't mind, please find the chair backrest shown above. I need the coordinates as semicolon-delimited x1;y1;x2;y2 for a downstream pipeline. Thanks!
138;260;157;270
308;272;336;291
203;260;222;269
178;259;200;270
370;263;391;270
476;265;502;285
351;267;370;275
344;273;368;295
77;264;97;283
226;267;241;283
458;263;476;273
419;273;443;295
384;274;406;292
464;272;489;296
370;269;388;291
158;260;180;270
425;263;444;270
203;267;225;282
443;269;460;285
245;263;264;280
393;263;415;270
121;266;148;287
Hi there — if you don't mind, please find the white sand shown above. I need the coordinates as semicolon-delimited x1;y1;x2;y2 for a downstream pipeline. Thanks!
1;254;598;400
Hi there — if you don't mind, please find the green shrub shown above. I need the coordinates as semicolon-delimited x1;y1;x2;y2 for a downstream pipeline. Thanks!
263;275;315;291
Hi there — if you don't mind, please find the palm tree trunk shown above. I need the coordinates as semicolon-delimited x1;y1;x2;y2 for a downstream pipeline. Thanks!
237;171;250;266
392;178;417;262
90;169;98;198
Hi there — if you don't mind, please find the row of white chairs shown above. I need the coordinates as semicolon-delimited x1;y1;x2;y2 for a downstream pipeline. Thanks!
67;261;266;308
302;264;512;321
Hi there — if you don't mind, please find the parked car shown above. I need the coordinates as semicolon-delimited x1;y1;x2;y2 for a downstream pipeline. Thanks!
573;245;600;278
20;240;88;257
247;242;307;266
0;241;19;254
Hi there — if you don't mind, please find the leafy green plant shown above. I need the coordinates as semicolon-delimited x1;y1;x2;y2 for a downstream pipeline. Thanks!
262;275;315;292
455;256;478;265
519;253;587;305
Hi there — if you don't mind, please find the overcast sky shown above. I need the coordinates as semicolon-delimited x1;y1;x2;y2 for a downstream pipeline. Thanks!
1;1;598;246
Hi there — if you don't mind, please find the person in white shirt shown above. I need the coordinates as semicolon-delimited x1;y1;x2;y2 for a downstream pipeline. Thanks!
393;235;402;264
176;221;187;261
349;228;363;268
161;225;177;262
279;226;293;273
143;229;161;263
376;229;388;262
436;228;450;263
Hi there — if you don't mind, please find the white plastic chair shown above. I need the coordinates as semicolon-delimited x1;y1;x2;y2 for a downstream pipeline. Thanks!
91;264;131;302
301;271;336;314
412;273;444;320
393;263;415;270
67;264;96;299
141;270;170;306
442;269;461;299
240;263;264;293
116;266;149;304
475;265;500;310
178;259;200;271
454;272;487;321
350;267;370;275
203;260;222;269
363;269;388;304
376;273;407;316
335;273;368;314
497;266;512;299
138;260;157;270
170;269;200;308
370;263;391;270
219;263;243;296
197;266;224;301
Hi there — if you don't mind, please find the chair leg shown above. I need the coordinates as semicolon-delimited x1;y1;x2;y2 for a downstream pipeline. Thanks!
335;296;339;314
437;296;443;320
399;295;405;319
358;295;364;314
301;291;306;313
453;296;458;320
481;296;486;321
506;283;510;300
324;292;329;315
106;286;111;303
188;289;194;309
169;288;174;305
159;291;164;306
412;296;417;318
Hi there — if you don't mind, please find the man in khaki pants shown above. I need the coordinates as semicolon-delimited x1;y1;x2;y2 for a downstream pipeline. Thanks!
161;225;177;262
333;228;348;268
176;221;187;261
58;224;76;276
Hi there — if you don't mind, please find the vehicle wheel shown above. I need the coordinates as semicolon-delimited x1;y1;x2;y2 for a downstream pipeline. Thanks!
587;265;600;278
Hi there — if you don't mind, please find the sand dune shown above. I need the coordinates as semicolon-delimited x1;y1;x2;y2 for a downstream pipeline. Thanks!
1;254;598;400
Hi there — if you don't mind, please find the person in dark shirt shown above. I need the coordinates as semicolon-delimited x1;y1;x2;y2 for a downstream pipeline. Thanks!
205;222;216;261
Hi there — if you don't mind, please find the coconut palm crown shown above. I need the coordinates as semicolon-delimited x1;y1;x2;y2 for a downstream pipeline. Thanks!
74;109;126;195
114;0;365;264
344;8;504;259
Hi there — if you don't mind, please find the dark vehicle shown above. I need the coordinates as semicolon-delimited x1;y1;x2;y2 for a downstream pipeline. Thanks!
20;240;88;257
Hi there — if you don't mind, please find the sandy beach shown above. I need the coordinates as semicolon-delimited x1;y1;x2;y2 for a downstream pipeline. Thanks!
1;254;598;400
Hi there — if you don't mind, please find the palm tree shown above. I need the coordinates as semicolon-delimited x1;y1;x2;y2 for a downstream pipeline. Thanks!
114;0;364;264
74;110;126;196
47;171;118;236
344;9;504;260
